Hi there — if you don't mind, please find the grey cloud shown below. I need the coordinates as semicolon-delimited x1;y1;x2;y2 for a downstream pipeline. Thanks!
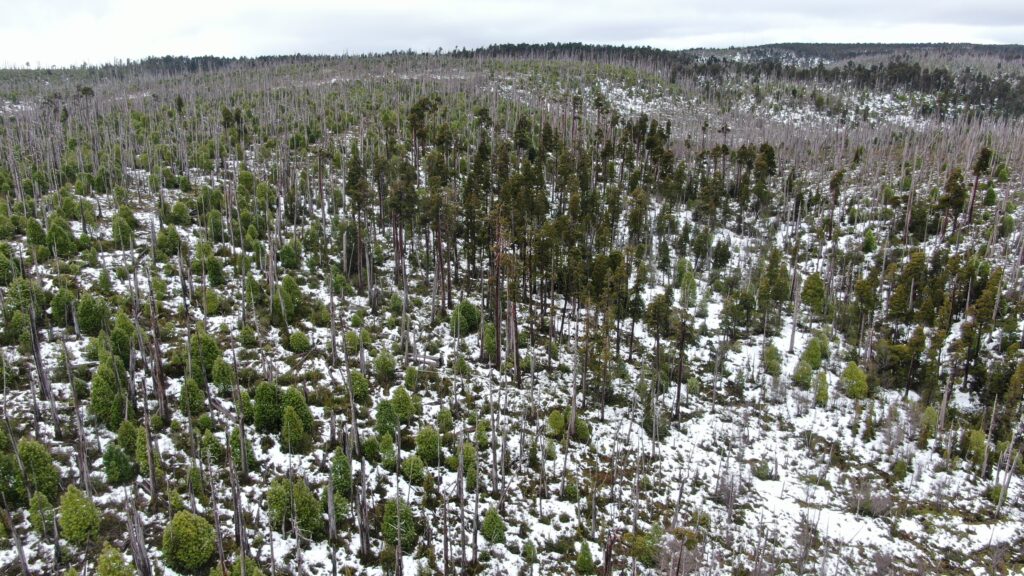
0;0;1020;67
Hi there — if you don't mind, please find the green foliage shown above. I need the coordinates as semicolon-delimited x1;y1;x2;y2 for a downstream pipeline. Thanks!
575;541;597;574
842;362;869;399
624;526;662;568
349;370;370;404
103;444;136;486
46;215;78;258
29;491;54;535
392;386;415;424
801;273;826;315
109;312;135;366
211;358;235;396
162;510;216;574
112;215;134;247
170;201;191;225
483;323;497;361
288;331;312;353
381;498;417;549
573;417;591;443
239;326;258;348
481;507;506;544
135;431;153;477
230;427;255;466
50;287;76;327
402;454;426;485
59;486;101;546
230;556;266;576
814;371;829;407
282;387;315;432
97;543;135;576
280;406;309;453
343;330;362;356
90;351;128;430
77;292;109;336
180;377;207;417
416;425;441;465
330;448;352;498
800;335;829;371
919;405;939;446
862;228;877;253
524;541;538;564
157;224;182;257
763;344;782;378
279;238;302;270
253;382;282;432
374;348;396;387
279;275;304;321
19;438;61;501
437;408;454;435
190;329;221;381
267;477;324;539
968;429;987;466
450;300;481;337
547;409;566;438
376;399;398;439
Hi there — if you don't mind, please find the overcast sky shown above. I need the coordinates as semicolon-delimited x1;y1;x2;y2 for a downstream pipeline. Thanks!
1;0;1022;68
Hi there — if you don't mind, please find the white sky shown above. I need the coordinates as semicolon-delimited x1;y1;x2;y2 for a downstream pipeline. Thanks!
1;0;1022;68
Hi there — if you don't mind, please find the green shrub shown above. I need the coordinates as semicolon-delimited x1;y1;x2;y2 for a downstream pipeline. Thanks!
230;556;266;576
891;460;909;482
437;408;454;435
381;498;417;549
349;371;370;404
282;387;314;433
239;326;258;348
331;448;352;499
280;406;309;453
919;405;939;446
279;238;302;270
573;417;591;443
792;360;813;390
343;330;362;356
763;344;782;378
253;382;282;432
392;386;415;424
103;444;136;486
450;300;481;337
211;358;235;396
814;371;829;407
289;331;312;353
60;486;100;546
376;399;398;439
90;355;127;430
547;409;566;438
46;215;77;258
19;438;61;501
841;362;868;399
575;541;597;574
481;507;506;544
968;429;987;466
483;324;497;361
402;455;426;485
29;491;54;535
416;425;441;465
267;477;324;540
162;510;215;574
97;543;134;576
374;349;396;387
180;377;206;417
201;430;224;464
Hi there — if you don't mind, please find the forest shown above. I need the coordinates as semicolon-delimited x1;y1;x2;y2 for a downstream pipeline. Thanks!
0;43;1024;575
